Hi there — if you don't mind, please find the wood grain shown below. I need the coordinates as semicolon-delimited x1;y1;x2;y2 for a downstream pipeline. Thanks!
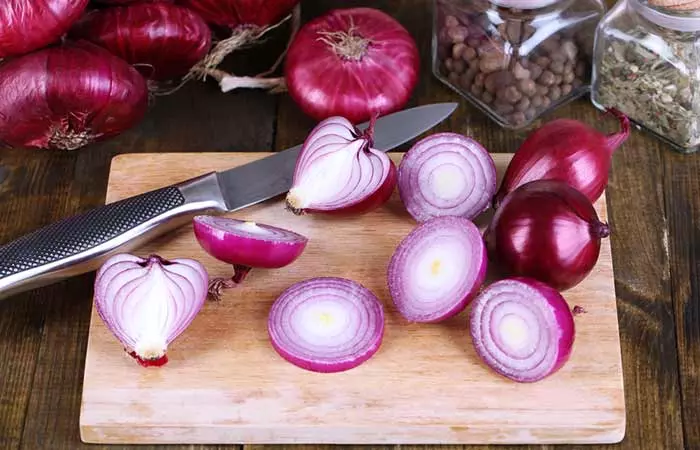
79;152;624;445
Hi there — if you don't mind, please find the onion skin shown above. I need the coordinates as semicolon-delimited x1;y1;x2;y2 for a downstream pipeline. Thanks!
0;0;89;59
485;179;610;291
0;40;148;151
179;0;299;29
69;2;212;81
493;109;631;209
469;277;575;383
284;7;420;123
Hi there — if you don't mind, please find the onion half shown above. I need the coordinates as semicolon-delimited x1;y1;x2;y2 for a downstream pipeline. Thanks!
398;132;497;223
469;277;575;383
268;277;385;373
387;216;487;322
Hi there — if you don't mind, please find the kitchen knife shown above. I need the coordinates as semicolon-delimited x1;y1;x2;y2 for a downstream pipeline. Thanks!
0;102;457;301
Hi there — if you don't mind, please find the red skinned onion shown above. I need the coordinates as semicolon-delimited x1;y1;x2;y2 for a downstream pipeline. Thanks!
0;0;89;59
285;116;397;215
387;216;487;323
0;40;148;151
493;109;630;209
485;179;610;291
469;277;575;383
398;132;497;223
69;2;212;82
268;277;385;373
193;216;308;300
94;254;209;367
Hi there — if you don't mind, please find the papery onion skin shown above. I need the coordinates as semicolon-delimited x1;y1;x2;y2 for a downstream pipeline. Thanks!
469;277;575;383
284;7;420;123
485;179;610;291
268;277;385;373
493;109;630;209
69;2;212;81
398;132;497;223
179;0;299;29
94;254;209;367
0;40;148;151
387;216;487;323
0;0;89;59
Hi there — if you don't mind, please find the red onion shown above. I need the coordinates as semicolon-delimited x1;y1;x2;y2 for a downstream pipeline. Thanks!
94;254;209;367
268;277;385;373
493;109;631;209
0;0;89;59
285;116;397;215
387;216;487;322
397;132;497;223
0;40;148;151
484;179;610;291
469;277;575;383
69;2;212;82
193;215;308;300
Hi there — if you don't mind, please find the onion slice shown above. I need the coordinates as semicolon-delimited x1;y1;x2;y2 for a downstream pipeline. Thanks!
469;277;575;383
387;216;487;322
286;116;397;215
193;215;308;300
93;254;209;367
398;132;497;222
268;277;385;373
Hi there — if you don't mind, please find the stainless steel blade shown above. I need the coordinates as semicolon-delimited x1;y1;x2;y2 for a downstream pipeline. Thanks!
216;102;458;212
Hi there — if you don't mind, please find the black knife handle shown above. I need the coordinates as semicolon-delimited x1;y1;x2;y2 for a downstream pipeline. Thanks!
0;172;227;301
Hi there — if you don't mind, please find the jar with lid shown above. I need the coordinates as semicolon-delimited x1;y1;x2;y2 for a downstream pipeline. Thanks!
591;1;700;153
432;0;606;129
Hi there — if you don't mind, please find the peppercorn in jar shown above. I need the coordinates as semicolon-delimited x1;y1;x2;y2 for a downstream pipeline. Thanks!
432;0;606;129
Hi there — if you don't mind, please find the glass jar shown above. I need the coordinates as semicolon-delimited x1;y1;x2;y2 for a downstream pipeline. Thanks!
591;1;700;153
432;0;606;129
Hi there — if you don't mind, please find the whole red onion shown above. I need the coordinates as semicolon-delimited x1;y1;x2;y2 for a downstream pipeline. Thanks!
0;0;89;59
0;41;148;151
485;179;610;291
179;0;299;29
70;2;212;81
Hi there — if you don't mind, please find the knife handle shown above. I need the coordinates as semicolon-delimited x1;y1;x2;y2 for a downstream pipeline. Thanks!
0;172;227;301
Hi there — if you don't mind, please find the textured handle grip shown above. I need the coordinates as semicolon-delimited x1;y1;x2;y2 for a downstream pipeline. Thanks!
0;187;185;279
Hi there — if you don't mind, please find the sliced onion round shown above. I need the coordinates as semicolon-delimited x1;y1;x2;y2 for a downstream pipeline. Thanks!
469;277;576;383
268;277;385;373
398;132;497;222
387;216;487;322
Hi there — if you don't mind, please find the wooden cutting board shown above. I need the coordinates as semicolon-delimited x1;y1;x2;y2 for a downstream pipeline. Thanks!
79;152;625;445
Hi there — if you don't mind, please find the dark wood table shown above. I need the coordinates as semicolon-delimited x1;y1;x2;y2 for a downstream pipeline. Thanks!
0;1;695;449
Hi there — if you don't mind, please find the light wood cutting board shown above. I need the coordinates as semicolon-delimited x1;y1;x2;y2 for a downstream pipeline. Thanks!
79;152;626;445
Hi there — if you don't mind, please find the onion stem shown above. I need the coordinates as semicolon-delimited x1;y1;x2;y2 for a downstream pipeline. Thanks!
207;264;253;301
316;20;371;61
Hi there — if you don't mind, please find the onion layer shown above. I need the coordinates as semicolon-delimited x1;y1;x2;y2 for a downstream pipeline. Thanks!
268;277;385;373
0;0;89;59
469;277;575;383
398;132;497;223
387;216;487;322
193;215;308;300
286;116;397;215
485;179;610;291
69;2;212;82
0;40;148;151
94;254;209;367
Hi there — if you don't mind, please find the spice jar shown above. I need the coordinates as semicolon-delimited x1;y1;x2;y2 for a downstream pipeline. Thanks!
591;1;700;153
432;0;606;129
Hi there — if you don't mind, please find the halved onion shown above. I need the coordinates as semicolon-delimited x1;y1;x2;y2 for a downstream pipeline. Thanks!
397;132;497;222
387;216;487;322
469;277;576;383
267;277;385;373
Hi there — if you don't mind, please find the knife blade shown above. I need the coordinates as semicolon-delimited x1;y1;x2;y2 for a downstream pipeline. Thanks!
0;102;457;301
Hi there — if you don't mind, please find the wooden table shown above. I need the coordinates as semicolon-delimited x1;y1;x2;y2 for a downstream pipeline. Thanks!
0;1;694;449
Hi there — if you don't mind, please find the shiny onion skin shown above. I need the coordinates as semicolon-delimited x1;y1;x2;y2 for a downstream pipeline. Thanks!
284;7;420;123
485;180;610;291
179;0;299;29
493;109;631;209
0;0;89;59
70;2;212;81
0;41;148;151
